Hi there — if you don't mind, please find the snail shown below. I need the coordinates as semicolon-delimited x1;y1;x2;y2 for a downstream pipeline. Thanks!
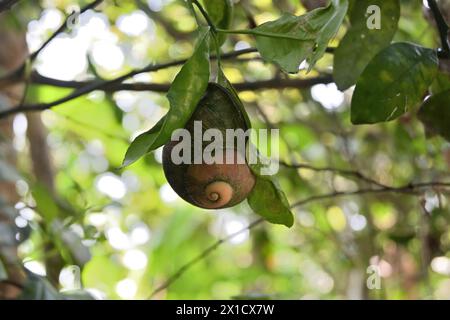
162;83;256;209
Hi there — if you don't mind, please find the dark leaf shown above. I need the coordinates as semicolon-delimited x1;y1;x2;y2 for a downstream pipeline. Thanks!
203;0;233;46
122;115;166;167
334;0;400;90
248;174;294;228
351;43;438;124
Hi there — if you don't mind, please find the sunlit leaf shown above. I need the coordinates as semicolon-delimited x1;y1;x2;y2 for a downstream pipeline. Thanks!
254;0;348;73
121;115;166;167
122;28;210;166
203;0;233;46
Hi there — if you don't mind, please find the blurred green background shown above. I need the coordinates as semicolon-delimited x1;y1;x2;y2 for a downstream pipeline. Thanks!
0;0;449;300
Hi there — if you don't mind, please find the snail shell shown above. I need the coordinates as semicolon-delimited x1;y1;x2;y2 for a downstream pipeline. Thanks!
162;83;255;209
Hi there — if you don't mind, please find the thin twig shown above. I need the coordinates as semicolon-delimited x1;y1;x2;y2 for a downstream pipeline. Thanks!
291;182;450;207
427;0;450;54
0;48;258;91
191;0;217;33
149;218;264;298
279;160;389;188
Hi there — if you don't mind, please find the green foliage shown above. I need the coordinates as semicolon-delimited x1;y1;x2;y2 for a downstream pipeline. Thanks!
4;0;450;301
248;176;294;227
418;89;450;142
334;0;400;90
351;42;438;124
254;0;348;73
123;28;211;166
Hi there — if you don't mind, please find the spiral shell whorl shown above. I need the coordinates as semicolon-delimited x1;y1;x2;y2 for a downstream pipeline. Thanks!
204;181;233;208
161;83;255;210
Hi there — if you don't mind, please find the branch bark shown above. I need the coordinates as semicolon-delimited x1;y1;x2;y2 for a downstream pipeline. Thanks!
427;0;450;55
0;74;333;119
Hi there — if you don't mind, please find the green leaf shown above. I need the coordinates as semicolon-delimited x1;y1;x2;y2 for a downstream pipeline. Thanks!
247;175;294;228
20;272;60;300
334;0;400;90
254;0;348;73
203;0;233;46
351;43;439;124
418;89;450;142
32;184;59;223
122;115;166;167
122;28;210;166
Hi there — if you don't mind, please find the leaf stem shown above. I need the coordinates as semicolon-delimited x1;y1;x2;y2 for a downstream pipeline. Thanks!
427;0;450;55
190;1;223;70
191;0;217;33
216;28;310;41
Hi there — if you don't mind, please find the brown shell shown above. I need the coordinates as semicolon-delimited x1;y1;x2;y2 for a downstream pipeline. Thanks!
162;83;255;209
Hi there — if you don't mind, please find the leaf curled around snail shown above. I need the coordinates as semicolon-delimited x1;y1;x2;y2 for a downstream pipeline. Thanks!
162;83;255;209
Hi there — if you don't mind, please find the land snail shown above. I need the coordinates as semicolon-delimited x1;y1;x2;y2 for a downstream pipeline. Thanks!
162;83;256;209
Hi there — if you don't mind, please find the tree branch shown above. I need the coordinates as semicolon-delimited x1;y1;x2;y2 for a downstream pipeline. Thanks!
291;182;450;207
0;73;333;119
427;0;450;54
280;160;389;188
